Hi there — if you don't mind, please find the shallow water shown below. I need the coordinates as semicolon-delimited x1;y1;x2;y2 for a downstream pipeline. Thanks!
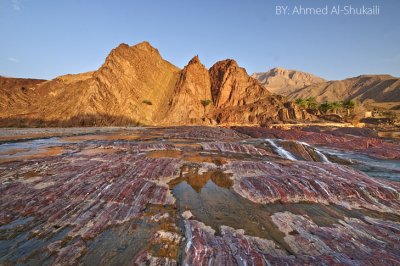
0;138;66;163
320;147;400;181
0;127;399;264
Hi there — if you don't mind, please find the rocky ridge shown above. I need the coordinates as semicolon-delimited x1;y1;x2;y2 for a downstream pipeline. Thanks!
0;42;311;127
252;68;400;103
286;74;400;102
252;67;326;95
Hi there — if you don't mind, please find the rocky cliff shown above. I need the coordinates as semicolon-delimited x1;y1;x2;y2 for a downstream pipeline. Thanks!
0;42;310;127
165;56;212;125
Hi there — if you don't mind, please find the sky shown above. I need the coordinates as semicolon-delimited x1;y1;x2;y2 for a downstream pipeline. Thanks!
0;0;399;80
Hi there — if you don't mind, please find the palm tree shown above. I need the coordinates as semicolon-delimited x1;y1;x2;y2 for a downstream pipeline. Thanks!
295;98;308;109
306;97;318;110
330;101;342;114
342;100;355;116
319;102;332;114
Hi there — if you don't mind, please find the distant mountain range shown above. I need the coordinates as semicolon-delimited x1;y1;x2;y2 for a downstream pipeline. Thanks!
1;41;399;127
252;67;326;96
253;68;400;103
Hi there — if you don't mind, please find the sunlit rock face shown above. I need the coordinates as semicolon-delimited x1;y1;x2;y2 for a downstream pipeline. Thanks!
0;126;399;265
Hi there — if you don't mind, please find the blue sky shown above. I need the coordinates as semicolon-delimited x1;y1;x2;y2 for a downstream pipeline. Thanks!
0;0;399;80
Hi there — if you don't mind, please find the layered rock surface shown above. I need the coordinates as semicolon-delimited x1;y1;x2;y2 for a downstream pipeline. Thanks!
0;126;399;264
234;126;400;159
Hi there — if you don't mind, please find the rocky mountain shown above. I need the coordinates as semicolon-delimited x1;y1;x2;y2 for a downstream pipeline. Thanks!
252;68;400;104
286;74;400;103
165;55;212;125
252;67;326;96
0;76;46;115
0;42;309;127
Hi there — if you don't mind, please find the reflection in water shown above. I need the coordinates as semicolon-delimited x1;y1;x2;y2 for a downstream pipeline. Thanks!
82;204;179;265
169;166;232;193
170;164;400;255
0;146;64;163
1;128;399;264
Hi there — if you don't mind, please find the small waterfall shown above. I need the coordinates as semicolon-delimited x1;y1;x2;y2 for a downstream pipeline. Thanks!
300;142;331;163
265;139;297;161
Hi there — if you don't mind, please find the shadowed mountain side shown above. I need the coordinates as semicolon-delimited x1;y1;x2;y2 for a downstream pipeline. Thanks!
0;114;140;127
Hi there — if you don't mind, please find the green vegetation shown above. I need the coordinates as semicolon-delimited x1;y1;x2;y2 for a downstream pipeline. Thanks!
200;99;213;116
342;100;356;116
200;99;212;107
295;98;358;116
142;100;153;105
295;97;318;110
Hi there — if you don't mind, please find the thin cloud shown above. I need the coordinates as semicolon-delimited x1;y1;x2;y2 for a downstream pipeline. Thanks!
11;0;21;11
7;57;18;62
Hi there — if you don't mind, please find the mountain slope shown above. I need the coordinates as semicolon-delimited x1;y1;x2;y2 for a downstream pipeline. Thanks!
286;75;400;102
165;56;212;125
0;42;310;127
252;67;326;95
1;42;181;126
0;76;46;115
253;67;400;103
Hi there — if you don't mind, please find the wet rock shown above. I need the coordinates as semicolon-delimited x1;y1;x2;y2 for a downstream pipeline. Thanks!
271;211;400;265
183;219;286;265
133;250;177;266
163;126;247;141
201;142;272;156
0;126;399;265
183;214;400;265
234;126;400;159
0;151;180;263
182;210;193;220
227;160;400;214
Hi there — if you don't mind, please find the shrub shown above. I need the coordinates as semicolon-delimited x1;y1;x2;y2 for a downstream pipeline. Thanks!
142;100;153;105
200;99;212;107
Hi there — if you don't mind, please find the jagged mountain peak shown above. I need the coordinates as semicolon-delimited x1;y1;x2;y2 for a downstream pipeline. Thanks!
1;42;305;127
211;59;239;70
188;55;202;65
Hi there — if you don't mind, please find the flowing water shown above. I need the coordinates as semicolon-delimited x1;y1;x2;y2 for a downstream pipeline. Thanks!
0;127;399;264
264;139;297;161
